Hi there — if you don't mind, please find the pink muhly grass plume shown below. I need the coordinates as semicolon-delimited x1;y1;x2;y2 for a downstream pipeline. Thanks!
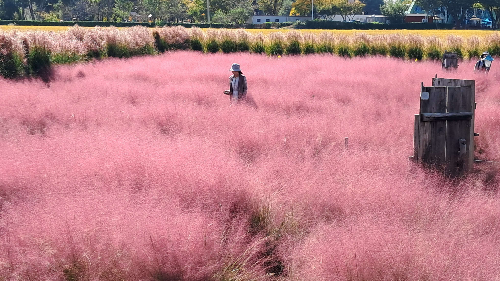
1;52;500;280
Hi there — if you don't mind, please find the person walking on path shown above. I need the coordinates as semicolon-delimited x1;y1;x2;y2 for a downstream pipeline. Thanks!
224;63;247;103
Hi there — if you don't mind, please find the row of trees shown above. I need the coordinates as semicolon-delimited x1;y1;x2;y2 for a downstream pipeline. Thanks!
380;0;499;28
0;0;383;23
0;0;498;28
417;0;499;28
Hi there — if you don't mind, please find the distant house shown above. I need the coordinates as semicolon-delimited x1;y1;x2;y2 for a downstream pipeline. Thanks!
404;14;444;23
405;14;432;23
365;15;388;24
318;14;387;23
250;14;389;24
249;16;311;24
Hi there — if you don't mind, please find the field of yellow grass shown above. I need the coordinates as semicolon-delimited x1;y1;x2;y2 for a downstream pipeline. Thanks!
245;29;499;39
0;24;498;39
0;25;74;32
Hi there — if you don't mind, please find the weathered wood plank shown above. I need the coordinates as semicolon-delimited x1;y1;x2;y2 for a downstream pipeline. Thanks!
418;87;447;167
421;112;473;121
414;114;419;160
461;81;475;170
445;86;473;175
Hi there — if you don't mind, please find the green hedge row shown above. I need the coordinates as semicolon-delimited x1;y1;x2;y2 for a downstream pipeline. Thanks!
0;20;463;30
0;20;295;29
296;20;456;30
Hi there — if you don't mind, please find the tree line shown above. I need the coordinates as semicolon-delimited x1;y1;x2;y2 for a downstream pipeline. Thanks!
382;0;499;28
0;0;497;28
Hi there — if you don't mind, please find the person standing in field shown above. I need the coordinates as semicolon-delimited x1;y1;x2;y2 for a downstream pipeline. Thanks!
474;51;494;73
224;63;247;103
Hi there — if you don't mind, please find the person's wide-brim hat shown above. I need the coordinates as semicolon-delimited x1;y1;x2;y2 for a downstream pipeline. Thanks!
482;51;490;55
230;63;241;72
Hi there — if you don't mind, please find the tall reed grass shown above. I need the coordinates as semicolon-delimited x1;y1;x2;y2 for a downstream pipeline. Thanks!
1;26;500;79
1;52;500;280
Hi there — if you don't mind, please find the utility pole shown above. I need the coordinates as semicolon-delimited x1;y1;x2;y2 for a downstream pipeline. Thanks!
207;0;211;24
311;0;314;20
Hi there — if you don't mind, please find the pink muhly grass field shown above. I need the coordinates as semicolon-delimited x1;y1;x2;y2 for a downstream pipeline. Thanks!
1;51;500;280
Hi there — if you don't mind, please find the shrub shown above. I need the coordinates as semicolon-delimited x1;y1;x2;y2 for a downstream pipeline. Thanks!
236;29;251;52
123;26;155;56
205;29;220;53
206;39;219;53
267;32;285;56
285;31;303;55
218;29;237;53
425;36;442;60
190;39;203;51
337;44;351;58
285;40;301;55
189;27;205;51
387;34;406;59
486;33;500;56
426;48;441;61
157;26;190;51
352;34;370;57
368;36;388;56
446;35;464;59
353;43;369;57
316;32;334;54
302;33;316;55
406;34;424;61
250;34;266;54
82;29;107;60
466;36;481;60
0;33;25;78
106;43;130;58
51;53;81;64
220;39;237;53
336;35;351;57
23;33;52;78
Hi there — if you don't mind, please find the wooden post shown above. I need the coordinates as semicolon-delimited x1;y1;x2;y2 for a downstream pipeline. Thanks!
413;78;475;177
442;52;458;70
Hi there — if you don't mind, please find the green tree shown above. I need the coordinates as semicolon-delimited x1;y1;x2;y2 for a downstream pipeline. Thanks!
256;0;283;15
380;0;410;23
112;0;133;21
337;0;364;21
289;0;310;16
1;0;36;19
478;0;499;28
227;5;251;23
185;0;206;22
278;0;292;15
168;0;188;22
315;0;341;18
211;3;251;23
415;0;438;16
439;0;474;26
141;0;163;21
361;0;383;15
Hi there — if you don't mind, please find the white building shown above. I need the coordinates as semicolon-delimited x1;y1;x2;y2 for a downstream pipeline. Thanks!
250;14;389;24
249;15;311;24
318;14;388;23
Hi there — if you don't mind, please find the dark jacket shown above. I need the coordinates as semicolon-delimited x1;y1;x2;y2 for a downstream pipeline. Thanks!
229;74;247;99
